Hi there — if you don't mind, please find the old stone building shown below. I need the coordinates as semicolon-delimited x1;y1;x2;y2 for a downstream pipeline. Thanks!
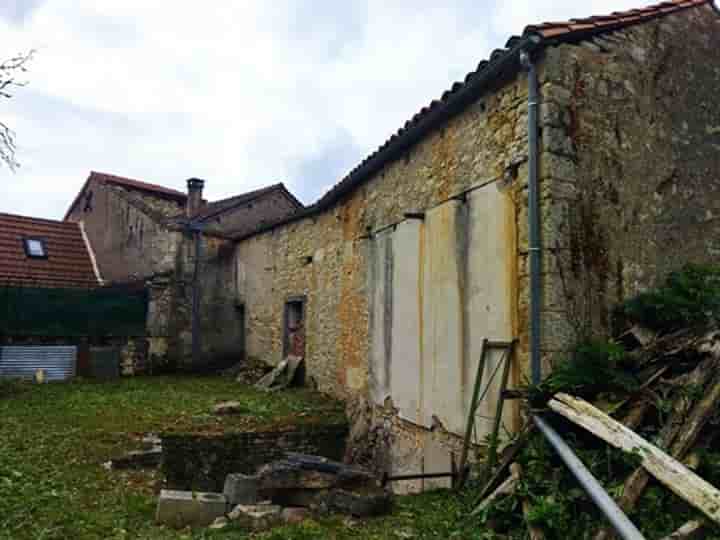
64;171;302;369
226;0;720;489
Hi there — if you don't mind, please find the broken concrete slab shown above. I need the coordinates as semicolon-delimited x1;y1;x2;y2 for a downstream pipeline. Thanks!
227;503;282;531
155;489;227;528
224;473;258;506
212;401;245;415
270;488;329;509
257;461;339;491
255;356;304;391
272;453;376;488
255;358;289;390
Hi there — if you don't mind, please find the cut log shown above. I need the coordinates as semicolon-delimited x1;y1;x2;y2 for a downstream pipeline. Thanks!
658;520;704;540
472;463;521;516
548;393;720;526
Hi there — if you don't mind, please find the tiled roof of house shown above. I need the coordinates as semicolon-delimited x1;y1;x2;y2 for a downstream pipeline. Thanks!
93;171;188;201
232;0;716;241
63;171;187;220
525;0;708;39
0;212;99;289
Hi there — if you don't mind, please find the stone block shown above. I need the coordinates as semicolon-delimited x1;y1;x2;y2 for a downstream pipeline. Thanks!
281;507;311;524
227;503;282;531
155;490;227;528
224;473;258;506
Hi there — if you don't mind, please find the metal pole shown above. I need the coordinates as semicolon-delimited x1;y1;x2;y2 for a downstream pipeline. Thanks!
533;415;646;540
191;226;202;368
521;48;542;385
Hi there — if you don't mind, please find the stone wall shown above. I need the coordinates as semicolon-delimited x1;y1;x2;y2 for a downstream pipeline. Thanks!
535;5;720;366
236;70;531;396
162;424;348;491
234;68;533;487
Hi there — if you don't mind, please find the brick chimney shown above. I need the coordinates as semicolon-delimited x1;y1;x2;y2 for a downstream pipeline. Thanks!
186;178;205;218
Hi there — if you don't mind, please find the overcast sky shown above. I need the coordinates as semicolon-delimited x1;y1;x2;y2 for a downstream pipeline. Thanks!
0;0;681;219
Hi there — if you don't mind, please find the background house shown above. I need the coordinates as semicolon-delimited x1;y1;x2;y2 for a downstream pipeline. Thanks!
64;171;303;370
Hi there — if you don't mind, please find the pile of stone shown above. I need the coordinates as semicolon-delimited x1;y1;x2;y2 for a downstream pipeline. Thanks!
156;453;392;531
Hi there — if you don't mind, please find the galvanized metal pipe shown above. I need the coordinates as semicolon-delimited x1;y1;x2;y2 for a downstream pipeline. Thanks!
533;415;646;540
191;225;202;367
520;49;542;385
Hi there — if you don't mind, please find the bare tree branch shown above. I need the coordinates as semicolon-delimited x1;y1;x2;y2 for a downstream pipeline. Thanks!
1;50;35;171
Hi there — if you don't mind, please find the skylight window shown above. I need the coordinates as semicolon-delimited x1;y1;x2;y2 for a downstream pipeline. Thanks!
23;238;47;258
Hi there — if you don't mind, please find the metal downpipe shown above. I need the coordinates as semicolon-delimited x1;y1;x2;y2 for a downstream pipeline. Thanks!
521;49;542;385
533;416;646;540
191;225;202;368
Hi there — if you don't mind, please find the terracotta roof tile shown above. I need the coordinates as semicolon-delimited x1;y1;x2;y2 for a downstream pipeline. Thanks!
0;213;99;289
92;171;187;201
525;0;708;39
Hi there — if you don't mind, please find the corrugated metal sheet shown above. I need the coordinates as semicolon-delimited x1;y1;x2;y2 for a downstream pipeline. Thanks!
0;346;76;381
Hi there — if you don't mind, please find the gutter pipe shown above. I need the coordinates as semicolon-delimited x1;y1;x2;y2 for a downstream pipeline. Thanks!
188;221;204;368
520;48;542;385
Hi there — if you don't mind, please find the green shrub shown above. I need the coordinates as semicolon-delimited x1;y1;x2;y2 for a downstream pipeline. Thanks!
528;340;637;407
619;264;720;332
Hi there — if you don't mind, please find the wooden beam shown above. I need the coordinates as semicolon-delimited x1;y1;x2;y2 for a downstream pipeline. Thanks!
548;393;720;526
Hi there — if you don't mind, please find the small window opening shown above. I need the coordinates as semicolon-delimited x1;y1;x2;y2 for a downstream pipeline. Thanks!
83;190;94;212
23;238;47;258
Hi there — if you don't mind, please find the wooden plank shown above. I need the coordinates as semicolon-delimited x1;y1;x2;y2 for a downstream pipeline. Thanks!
657;520;704;540
472;462;520;515
549;393;720;526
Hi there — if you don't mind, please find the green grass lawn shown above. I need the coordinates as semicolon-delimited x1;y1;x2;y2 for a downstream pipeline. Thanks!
0;376;474;540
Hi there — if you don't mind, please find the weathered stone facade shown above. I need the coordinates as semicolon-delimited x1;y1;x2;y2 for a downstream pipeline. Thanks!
233;4;720;490
535;4;720;364
66;174;301;370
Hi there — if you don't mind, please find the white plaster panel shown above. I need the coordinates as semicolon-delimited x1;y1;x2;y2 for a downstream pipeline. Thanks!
466;185;515;440
421;200;464;433
369;228;392;406
390;219;423;425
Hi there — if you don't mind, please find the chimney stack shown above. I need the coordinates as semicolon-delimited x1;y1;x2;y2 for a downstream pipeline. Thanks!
186;178;205;217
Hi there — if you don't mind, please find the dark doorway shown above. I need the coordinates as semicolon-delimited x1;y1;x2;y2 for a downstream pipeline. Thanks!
283;297;305;359
235;303;246;362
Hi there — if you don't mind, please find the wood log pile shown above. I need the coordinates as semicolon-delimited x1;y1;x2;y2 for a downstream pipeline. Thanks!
472;325;720;539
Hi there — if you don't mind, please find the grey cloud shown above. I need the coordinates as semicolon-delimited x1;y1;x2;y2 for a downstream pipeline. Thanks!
0;0;45;25
291;128;363;204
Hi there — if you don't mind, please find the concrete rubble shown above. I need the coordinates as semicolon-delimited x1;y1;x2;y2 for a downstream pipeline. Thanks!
155;490;227;528
155;452;393;532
